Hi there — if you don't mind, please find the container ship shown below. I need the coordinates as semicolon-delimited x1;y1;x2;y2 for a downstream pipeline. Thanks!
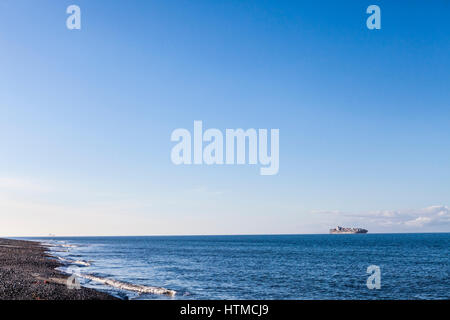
329;226;368;234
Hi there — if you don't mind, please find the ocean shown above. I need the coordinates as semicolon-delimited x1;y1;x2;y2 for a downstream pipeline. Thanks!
30;234;449;300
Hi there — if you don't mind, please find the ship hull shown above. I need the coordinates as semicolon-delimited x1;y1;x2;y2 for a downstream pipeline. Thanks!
329;227;368;234
329;230;368;234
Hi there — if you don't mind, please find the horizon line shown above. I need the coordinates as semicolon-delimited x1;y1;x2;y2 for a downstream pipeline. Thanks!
5;231;450;238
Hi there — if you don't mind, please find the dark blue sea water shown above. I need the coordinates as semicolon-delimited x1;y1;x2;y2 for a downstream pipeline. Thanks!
30;234;449;300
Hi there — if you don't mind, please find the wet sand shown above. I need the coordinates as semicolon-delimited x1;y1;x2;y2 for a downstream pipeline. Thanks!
0;238;118;300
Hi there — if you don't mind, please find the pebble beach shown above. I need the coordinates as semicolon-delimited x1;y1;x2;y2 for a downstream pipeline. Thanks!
0;238;117;300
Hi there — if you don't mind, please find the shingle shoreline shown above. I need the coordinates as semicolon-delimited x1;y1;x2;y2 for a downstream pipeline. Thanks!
0;238;118;300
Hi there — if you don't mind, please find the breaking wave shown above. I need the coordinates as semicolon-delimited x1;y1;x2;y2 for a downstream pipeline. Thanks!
57;256;91;267
78;274;176;296
39;239;177;298
61;244;78;248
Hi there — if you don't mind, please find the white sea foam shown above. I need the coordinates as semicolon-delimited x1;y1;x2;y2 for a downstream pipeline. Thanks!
39;240;176;297
78;274;176;296
57;256;91;267
39;242;55;247
40;241;77;250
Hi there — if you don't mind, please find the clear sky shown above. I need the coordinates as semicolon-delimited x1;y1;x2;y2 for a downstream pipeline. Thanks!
1;0;449;236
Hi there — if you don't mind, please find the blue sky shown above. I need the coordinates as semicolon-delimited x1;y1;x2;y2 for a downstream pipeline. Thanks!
0;0;449;236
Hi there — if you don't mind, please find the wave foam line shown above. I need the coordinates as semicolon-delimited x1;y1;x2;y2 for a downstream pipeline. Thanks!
42;242;78;248
57;256;91;267
61;244;78;248
79;274;176;296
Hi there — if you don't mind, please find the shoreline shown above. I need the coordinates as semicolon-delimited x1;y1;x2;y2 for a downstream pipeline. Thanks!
0;238;118;300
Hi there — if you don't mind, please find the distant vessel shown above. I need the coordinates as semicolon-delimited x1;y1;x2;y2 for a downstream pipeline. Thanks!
330;226;368;234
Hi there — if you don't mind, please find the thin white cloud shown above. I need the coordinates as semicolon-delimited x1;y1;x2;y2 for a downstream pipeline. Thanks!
0;177;50;193
189;186;225;196
314;205;450;229
404;216;432;227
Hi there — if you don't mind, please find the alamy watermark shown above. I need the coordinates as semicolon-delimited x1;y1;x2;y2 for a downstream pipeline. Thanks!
366;5;381;30
65;5;381;31
66;273;81;290
171;121;279;175
66;5;81;30
366;265;381;289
